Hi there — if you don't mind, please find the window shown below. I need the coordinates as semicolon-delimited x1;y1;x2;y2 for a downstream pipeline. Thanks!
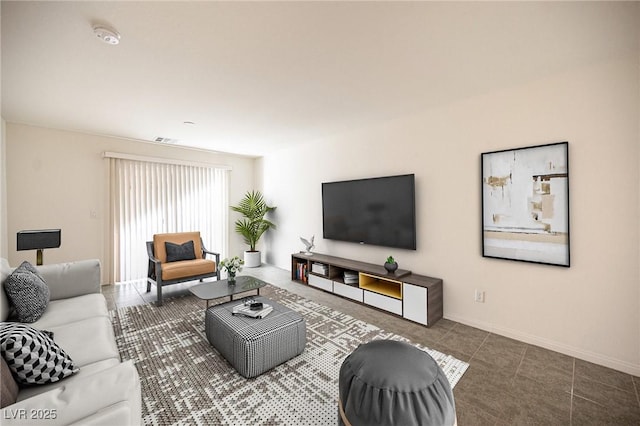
108;156;228;282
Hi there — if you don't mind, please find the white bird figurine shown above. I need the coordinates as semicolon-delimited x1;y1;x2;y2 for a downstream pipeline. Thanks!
300;236;315;255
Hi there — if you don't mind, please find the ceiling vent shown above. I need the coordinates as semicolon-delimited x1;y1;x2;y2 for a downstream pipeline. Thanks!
154;137;180;144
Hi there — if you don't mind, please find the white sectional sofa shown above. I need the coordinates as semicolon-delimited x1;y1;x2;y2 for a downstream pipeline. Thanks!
0;258;141;425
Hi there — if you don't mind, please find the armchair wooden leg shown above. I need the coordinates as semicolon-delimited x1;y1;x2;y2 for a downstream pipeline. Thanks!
146;279;151;293
157;284;163;306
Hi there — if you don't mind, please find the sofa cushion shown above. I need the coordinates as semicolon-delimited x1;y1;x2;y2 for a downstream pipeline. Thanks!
6;361;141;426
3;261;50;323
48;317;120;367
0;322;78;385
36;259;101;300
165;240;197;262
1;355;19;408
17;357;120;401
161;259;216;281
31;294;108;329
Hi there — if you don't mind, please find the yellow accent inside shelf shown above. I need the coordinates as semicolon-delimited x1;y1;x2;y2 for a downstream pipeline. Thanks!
358;272;402;299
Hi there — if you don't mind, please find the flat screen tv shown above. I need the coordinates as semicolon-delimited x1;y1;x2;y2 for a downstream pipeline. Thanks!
322;174;416;250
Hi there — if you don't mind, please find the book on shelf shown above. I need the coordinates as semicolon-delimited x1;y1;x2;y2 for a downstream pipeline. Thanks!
232;303;273;319
343;271;358;284
311;263;328;275
296;262;308;283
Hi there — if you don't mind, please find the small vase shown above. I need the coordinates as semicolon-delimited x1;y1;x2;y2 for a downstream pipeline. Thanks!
228;272;236;284
384;262;398;273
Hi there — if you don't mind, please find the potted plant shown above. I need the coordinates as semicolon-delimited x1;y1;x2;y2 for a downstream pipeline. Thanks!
219;256;244;284
230;190;276;268
384;255;398;273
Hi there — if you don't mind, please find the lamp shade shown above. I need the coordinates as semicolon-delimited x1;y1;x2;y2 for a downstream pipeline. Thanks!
17;229;61;251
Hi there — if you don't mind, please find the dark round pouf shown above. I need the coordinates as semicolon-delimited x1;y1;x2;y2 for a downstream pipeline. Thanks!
338;340;456;426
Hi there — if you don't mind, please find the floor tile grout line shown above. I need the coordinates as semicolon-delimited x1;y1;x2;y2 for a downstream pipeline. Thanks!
570;357;575;425
513;343;528;379
573;369;640;395
467;331;491;363
477;331;491;356
633;376;640;408
439;321;456;343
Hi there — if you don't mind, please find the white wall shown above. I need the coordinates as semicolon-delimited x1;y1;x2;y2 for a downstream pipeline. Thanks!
0;118;7;258
637;47;640;374
5;124;255;282
260;23;640;373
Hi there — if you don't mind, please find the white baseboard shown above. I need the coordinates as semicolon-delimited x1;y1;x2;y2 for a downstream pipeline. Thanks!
444;314;640;376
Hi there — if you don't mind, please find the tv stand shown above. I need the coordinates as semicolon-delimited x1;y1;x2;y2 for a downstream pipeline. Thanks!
291;253;443;327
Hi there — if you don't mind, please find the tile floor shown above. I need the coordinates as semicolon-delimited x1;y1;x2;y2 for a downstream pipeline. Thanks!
102;264;640;425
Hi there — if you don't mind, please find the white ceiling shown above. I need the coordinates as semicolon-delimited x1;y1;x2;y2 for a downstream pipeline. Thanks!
2;1;637;157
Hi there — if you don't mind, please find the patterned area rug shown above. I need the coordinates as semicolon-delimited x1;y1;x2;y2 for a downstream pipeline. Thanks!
111;285;469;425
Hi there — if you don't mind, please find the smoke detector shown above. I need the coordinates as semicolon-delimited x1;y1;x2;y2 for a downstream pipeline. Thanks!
93;26;121;45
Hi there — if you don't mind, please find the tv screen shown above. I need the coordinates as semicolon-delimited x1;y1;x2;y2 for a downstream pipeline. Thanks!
322;174;416;250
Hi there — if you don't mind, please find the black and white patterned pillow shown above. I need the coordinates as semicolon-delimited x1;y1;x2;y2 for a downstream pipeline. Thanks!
0;322;78;385
3;261;50;323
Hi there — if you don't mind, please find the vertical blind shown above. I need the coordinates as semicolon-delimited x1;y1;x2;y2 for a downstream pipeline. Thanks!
109;158;228;283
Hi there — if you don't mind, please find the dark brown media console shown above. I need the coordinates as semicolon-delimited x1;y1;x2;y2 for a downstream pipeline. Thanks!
291;252;443;327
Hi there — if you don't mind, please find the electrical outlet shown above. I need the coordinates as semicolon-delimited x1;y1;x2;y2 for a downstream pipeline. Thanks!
474;289;485;303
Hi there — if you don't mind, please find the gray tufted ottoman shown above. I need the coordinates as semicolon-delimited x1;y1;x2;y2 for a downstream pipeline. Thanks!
205;296;306;378
339;340;457;426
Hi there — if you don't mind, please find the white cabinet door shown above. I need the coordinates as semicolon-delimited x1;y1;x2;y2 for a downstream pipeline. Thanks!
308;274;333;292
363;290;402;315
333;282;363;302
403;283;428;325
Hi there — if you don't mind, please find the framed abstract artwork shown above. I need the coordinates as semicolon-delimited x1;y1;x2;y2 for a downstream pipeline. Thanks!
481;142;570;267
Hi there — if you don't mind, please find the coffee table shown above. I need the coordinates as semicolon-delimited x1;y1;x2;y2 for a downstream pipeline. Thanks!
205;295;306;378
189;275;267;308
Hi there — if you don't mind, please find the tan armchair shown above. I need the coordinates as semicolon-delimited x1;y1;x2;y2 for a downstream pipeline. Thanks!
146;232;220;305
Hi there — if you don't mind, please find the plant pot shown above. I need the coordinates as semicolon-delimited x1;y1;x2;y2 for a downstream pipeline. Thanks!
384;262;398;273
244;250;261;268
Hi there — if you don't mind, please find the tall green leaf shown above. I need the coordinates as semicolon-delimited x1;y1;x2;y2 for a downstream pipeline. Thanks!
231;191;276;251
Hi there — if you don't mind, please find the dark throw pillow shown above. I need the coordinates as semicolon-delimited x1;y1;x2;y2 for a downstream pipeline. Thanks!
0;322;78;385
3;261;50;323
165;240;196;262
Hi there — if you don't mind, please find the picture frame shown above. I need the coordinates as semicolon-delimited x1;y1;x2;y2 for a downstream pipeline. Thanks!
481;142;570;267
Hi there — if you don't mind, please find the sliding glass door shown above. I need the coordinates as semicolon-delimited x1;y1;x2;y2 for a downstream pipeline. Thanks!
109;158;228;283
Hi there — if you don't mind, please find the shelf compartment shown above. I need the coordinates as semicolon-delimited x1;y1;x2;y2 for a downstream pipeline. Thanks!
311;262;329;277
358;272;402;299
291;258;308;283
341;269;359;286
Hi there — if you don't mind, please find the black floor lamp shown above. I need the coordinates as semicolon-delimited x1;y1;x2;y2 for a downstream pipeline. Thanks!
17;229;62;266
